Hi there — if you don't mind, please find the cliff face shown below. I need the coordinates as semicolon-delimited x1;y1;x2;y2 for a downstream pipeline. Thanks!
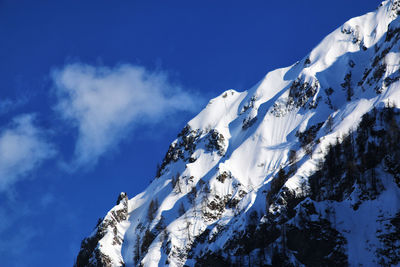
75;1;400;266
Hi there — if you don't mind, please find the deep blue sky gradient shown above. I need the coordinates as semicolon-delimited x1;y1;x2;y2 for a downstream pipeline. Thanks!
0;1;380;266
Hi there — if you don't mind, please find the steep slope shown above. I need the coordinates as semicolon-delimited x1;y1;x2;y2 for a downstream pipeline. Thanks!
75;1;400;266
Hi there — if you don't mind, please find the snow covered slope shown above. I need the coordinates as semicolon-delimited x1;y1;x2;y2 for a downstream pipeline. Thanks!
75;1;400;266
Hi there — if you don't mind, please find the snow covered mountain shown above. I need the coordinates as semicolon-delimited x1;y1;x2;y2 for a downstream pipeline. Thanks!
75;1;400;266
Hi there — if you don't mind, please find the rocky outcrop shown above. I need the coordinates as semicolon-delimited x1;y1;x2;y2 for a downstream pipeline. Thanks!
75;193;128;267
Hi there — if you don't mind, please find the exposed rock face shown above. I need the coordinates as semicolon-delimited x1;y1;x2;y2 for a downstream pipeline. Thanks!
75;193;128;267
76;1;400;266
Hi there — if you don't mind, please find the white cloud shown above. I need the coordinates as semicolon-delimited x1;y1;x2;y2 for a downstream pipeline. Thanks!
0;115;55;191
52;63;201;169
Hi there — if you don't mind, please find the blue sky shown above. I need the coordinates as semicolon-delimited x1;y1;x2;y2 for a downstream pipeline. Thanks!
0;0;380;266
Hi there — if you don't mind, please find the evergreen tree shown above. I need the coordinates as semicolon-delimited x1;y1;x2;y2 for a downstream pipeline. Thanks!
148;199;159;221
178;202;186;216
326;115;334;133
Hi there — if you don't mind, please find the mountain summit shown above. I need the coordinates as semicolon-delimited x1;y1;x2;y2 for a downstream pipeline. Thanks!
75;1;400;266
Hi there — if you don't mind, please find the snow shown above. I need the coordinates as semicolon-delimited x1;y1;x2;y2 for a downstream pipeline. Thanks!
80;1;400;266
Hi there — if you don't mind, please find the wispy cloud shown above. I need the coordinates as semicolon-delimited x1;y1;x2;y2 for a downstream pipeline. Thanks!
52;63;201;170
0;97;27;116
0;99;14;114
0;115;55;191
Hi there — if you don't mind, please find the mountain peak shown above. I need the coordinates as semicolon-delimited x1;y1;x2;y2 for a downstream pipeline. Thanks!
75;3;400;266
